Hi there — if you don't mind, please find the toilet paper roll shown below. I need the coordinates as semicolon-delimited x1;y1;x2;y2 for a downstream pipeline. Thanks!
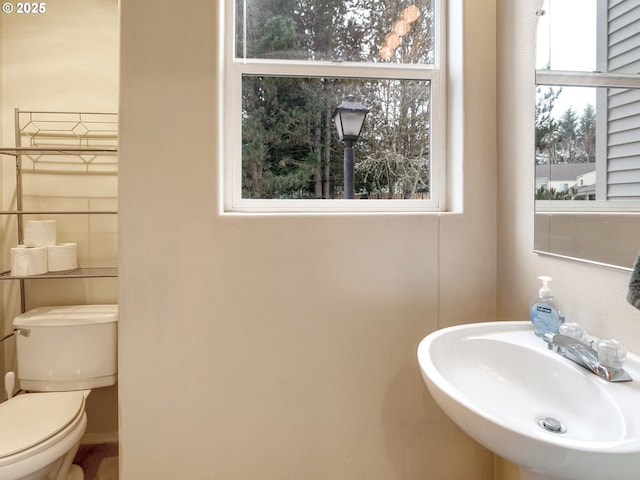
47;243;78;272
23;220;57;247
10;245;48;276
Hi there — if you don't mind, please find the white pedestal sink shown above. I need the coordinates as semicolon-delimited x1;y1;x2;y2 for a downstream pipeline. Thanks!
417;321;640;480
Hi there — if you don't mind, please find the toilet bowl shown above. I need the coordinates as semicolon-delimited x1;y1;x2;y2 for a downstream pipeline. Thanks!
0;392;88;480
0;305;118;480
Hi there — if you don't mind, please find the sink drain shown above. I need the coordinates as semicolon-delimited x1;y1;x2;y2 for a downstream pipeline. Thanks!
538;417;567;434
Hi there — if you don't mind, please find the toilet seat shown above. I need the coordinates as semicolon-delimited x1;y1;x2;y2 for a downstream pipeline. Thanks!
0;392;85;458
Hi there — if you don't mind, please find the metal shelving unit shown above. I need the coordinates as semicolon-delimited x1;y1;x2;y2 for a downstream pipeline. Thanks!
0;109;119;311
0;267;118;280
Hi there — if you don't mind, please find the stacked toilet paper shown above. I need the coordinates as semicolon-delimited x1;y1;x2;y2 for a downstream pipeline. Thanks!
24;219;57;247
47;243;78;272
10;246;48;276
10;220;79;276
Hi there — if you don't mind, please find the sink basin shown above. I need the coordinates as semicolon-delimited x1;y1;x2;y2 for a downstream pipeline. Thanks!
417;321;640;480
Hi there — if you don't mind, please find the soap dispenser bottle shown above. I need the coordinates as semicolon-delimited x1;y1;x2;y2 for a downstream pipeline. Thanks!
530;276;565;337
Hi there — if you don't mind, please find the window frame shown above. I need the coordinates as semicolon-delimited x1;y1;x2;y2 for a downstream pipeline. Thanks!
535;69;640;213
222;0;447;213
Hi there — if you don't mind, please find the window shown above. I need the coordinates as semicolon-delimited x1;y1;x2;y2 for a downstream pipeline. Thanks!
222;0;445;212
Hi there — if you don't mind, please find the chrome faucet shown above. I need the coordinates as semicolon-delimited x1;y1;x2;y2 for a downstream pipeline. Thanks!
543;332;632;382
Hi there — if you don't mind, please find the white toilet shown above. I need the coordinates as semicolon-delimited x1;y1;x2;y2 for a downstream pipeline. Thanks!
0;304;118;480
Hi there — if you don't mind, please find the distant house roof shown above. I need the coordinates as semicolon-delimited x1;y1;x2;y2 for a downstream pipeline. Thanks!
535;163;595;182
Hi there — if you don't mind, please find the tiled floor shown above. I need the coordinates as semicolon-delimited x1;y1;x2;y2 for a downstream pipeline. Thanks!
74;443;119;480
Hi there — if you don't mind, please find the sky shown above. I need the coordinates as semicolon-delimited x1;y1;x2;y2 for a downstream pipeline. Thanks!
536;0;596;71
536;0;597;117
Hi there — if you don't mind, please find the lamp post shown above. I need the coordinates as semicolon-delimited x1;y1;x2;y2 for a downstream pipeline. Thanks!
331;96;370;199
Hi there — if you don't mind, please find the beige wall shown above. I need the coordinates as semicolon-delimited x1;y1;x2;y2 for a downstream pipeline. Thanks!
0;0;119;439
0;8;4;381
118;0;497;479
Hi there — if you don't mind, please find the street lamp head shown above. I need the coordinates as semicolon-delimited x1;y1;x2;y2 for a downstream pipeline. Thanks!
331;95;370;143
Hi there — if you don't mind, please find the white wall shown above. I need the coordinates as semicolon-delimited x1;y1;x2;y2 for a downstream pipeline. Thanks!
497;0;640;355
118;1;498;479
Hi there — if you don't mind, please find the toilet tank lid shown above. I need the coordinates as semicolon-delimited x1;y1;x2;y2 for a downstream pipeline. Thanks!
13;304;118;327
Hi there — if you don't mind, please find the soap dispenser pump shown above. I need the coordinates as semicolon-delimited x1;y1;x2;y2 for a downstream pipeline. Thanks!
530;276;565;337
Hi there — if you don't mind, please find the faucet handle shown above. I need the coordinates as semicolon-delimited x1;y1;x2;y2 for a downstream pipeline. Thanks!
597;338;627;370
559;322;585;341
542;332;556;346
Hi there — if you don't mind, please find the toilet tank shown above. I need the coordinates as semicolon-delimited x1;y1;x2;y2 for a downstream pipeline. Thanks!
13;304;118;392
